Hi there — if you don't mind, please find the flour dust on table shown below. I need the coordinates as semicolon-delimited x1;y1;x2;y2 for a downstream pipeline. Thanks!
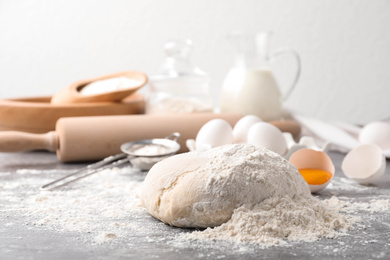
0;152;389;252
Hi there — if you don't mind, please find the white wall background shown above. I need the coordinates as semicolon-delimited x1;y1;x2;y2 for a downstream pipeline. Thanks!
0;0;389;124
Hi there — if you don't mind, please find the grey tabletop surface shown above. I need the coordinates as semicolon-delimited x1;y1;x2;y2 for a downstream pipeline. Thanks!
0;150;389;260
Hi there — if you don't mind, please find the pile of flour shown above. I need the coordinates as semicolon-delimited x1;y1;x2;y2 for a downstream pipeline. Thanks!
184;195;355;247
146;96;213;114
140;144;357;246
80;76;141;95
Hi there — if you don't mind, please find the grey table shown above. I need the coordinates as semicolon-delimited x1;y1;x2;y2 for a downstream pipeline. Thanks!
1;151;389;260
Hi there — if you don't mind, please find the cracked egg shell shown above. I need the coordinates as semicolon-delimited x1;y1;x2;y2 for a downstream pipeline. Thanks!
289;149;335;193
342;144;385;185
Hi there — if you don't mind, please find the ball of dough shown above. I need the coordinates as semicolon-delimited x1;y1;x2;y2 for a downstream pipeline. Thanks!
140;144;309;228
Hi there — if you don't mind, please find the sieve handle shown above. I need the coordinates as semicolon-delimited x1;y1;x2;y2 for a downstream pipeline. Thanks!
40;153;128;191
165;132;181;142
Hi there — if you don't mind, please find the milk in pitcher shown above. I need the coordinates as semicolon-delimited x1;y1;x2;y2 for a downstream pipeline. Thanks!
221;68;282;121
220;31;301;121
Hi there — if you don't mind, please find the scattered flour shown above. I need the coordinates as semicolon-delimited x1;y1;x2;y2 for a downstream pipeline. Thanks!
327;176;376;192
0;167;148;245
325;196;390;213
1;151;389;251
95;232;119;244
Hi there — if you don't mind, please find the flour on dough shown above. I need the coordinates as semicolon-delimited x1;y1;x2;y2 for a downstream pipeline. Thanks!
140;143;310;228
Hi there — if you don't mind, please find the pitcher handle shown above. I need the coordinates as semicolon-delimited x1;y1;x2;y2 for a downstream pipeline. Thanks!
270;48;301;101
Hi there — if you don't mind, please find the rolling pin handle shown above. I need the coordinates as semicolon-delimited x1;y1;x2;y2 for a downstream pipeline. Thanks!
0;131;59;152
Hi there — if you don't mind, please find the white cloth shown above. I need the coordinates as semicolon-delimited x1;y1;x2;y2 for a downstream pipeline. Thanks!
287;110;390;158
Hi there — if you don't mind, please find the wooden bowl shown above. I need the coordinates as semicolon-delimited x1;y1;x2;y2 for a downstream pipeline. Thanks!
51;71;148;104
0;93;145;133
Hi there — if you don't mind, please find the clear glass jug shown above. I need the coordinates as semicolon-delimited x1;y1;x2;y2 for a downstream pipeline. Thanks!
147;39;213;114
220;31;301;121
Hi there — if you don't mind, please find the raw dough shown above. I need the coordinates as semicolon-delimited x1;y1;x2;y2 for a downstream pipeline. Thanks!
140;144;310;228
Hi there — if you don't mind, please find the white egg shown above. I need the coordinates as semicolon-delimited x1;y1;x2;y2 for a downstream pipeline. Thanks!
247;122;287;155
359;121;390;150
195;119;233;150
233;115;262;143
342;144;386;185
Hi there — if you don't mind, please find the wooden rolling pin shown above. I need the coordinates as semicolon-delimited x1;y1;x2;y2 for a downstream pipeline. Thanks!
0;113;300;162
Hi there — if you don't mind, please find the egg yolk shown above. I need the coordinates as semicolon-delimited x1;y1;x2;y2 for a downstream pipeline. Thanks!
299;168;333;185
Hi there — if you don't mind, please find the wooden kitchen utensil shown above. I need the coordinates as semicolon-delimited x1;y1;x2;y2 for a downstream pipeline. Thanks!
0;113;243;162
0;93;145;133
269;120;301;139
51;71;148;104
0;113;301;162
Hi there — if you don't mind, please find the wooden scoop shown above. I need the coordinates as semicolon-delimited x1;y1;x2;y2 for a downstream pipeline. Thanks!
51;71;148;104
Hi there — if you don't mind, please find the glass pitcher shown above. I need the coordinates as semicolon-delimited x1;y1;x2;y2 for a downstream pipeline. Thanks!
220;31;301;121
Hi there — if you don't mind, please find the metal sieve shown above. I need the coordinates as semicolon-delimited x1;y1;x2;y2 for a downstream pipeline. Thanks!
40;133;180;191
120;132;180;170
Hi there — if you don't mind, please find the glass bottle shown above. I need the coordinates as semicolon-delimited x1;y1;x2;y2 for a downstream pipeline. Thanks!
147;39;213;114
